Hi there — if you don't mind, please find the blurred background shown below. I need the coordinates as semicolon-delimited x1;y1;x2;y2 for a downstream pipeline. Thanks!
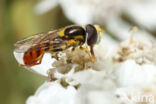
0;0;72;104
1;0;156;104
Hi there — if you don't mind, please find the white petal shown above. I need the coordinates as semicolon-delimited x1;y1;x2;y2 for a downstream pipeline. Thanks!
26;81;77;104
35;0;59;14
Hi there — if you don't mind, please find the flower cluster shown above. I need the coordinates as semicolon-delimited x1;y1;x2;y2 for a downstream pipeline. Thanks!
14;32;156;104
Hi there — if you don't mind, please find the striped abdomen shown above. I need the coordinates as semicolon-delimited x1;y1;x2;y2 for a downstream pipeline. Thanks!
23;42;67;66
23;45;45;66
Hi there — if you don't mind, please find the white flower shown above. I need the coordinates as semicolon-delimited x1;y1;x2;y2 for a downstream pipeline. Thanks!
22;33;156;104
114;60;156;104
13;1;156;103
26;81;77;104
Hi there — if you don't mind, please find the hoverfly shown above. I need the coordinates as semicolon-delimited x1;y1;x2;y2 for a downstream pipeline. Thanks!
14;24;104;67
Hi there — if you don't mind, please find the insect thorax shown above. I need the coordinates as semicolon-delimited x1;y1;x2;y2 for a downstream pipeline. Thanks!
64;26;86;44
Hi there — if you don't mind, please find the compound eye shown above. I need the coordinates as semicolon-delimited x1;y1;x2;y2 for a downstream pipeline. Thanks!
86;24;98;46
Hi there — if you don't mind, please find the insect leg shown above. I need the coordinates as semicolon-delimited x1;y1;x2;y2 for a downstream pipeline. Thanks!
51;53;59;60
72;47;75;55
81;43;96;63
36;54;44;65
18;64;25;67
79;43;94;62
84;44;91;57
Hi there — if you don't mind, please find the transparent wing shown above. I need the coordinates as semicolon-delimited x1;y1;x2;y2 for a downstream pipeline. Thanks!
14;29;59;53
14;25;77;53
